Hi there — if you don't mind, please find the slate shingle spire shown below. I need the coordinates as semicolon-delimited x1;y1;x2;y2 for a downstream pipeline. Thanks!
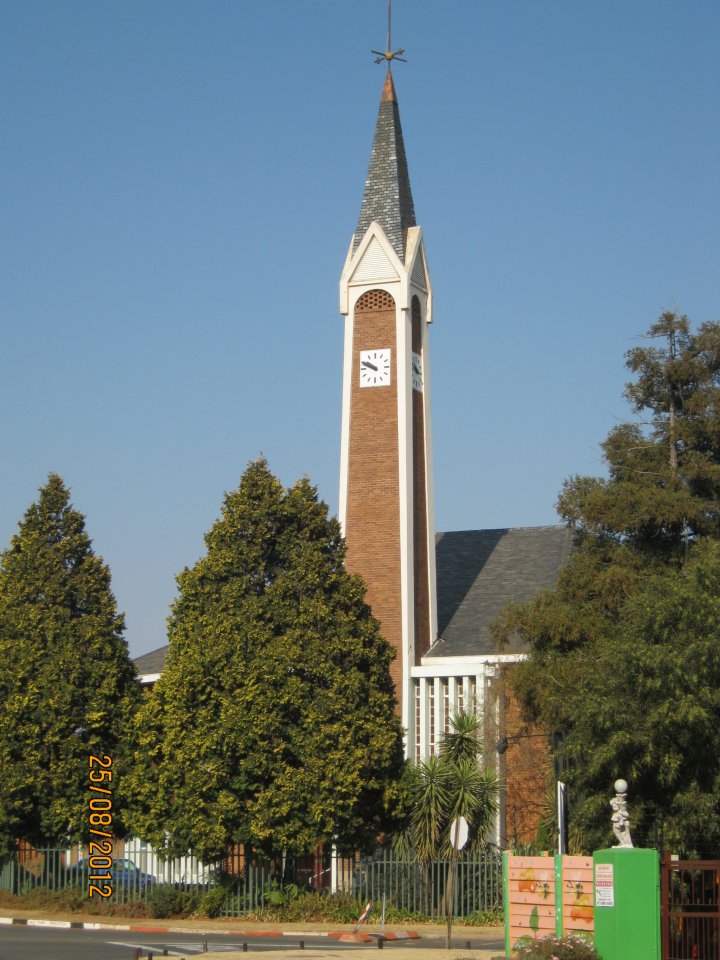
353;70;416;261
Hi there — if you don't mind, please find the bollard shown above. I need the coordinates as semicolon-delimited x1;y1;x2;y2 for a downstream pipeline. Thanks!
466;942;471;950
299;940;304;949
163;950;169;957
377;938;383;949
242;943;248;953
203;941;208;953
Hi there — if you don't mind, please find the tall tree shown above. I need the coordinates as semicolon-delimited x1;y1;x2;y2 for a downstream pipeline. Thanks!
495;312;720;856
557;311;720;555
0;475;140;855
126;459;404;861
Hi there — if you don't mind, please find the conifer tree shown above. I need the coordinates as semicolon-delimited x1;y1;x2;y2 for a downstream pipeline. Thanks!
0;475;140;855
127;459;404;861
495;312;720;855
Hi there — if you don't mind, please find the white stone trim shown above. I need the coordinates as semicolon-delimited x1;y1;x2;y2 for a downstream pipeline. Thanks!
419;676;429;758
448;675;457;715
396;294;414;740
416;286;438;651
350;235;400;285
433;676;442;752
340;223;408;313
414;654;526;674
405;228;433;325
138;672;161;685
337;312;354;534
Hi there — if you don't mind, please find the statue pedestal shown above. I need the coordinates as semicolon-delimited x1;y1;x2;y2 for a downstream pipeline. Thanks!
593;848;660;960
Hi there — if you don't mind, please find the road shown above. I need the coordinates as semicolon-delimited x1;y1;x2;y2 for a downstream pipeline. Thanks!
0;925;505;960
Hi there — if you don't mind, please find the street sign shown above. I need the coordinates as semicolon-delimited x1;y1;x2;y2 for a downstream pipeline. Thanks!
450;816;469;850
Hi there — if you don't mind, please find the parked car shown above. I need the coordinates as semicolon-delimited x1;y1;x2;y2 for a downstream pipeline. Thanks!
69;857;157;891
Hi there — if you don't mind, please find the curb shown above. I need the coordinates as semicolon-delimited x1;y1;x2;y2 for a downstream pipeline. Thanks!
0;916;421;940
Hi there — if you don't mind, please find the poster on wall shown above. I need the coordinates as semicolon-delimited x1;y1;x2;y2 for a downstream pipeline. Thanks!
594;863;614;907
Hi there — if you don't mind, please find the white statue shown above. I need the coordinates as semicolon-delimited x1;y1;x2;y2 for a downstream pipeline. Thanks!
610;779;633;847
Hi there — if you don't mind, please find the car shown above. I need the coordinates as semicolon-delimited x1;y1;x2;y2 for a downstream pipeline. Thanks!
69;857;157;891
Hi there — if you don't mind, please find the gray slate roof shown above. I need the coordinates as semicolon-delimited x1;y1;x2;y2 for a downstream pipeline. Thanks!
133;643;169;677
430;526;573;659
132;526;572;676
353;71;416;261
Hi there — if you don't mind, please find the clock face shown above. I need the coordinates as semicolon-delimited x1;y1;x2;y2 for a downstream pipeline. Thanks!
411;352;423;391
360;349;391;387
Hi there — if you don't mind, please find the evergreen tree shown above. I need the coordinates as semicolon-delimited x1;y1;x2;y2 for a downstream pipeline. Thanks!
127;459;404;861
557;312;720;555
0;475;140;855
495;312;720;855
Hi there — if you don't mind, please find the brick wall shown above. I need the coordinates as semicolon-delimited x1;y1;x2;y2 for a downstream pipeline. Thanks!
344;289;403;696
503;686;553;848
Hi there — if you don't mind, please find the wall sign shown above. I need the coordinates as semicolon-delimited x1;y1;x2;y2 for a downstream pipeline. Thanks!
595;863;614;907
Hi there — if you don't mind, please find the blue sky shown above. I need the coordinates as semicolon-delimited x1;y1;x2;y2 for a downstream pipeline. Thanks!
2;0;718;658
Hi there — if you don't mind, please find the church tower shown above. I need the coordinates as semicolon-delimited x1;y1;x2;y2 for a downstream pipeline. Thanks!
339;68;437;741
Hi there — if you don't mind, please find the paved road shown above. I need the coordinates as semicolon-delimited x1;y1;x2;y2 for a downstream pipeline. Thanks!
0;927;354;960
0;925;504;960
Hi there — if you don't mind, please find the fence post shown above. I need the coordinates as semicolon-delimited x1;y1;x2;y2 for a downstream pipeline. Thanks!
660;851;669;960
503;852;511;960
554;854;563;937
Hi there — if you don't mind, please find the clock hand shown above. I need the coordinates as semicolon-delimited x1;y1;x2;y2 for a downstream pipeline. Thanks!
362;361;379;371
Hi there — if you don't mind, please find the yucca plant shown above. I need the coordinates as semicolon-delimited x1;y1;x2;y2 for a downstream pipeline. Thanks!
394;712;499;862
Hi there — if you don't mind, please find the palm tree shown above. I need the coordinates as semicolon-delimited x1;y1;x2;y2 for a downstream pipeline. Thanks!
393;712;499;938
396;712;499;863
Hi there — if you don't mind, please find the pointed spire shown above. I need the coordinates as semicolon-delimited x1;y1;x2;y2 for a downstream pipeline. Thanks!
381;70;397;103
353;71;416;261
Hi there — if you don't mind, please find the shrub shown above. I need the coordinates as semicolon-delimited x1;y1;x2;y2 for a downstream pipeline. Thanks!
195;886;228;919
464;909;504;926
513;934;600;959
147;884;200;919
244;891;361;924
11;887;86;912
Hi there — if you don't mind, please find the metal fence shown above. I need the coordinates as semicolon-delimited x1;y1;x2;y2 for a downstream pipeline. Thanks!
661;853;720;960
0;842;503;920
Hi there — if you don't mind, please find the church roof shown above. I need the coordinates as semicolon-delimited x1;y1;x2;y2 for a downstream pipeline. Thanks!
132;525;573;677
430;525;574;659
133;643;169;677
353;70;416;261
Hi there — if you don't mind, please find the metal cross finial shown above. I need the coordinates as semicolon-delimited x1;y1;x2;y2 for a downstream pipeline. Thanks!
371;0;407;66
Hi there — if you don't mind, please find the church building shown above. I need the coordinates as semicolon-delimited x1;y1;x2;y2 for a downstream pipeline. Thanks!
135;63;572;849
333;62;572;844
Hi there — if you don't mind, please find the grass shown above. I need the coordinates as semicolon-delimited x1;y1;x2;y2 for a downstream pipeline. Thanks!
0;886;503;925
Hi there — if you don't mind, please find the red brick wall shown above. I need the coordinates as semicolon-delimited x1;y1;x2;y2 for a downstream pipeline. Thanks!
344;289;403;698
503;690;553;848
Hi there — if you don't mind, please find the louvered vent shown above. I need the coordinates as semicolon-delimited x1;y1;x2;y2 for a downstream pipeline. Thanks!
411;251;427;291
352;236;399;284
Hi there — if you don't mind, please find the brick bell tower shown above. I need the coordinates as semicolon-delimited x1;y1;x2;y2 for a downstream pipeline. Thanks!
339;67;437;742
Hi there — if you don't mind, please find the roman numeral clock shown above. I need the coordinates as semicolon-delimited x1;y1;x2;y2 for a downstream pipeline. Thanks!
338;67;437;740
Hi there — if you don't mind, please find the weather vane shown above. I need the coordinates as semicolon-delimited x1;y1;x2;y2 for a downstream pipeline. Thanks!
371;0;406;66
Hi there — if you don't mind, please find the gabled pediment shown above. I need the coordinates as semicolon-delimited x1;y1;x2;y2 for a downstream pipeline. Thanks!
340;222;407;313
351;234;400;285
348;222;403;284
405;227;428;292
404;227;433;323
